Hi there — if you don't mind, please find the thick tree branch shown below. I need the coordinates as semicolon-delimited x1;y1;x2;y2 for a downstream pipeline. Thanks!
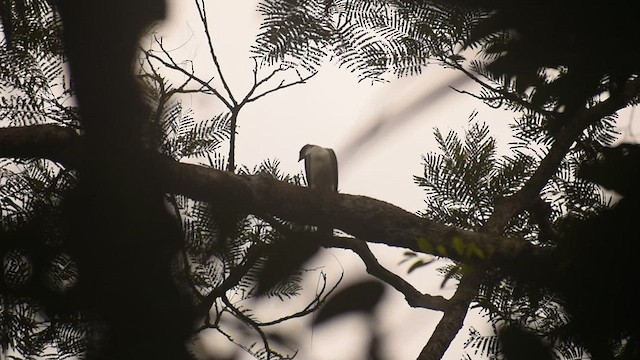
3;77;635;355
157;158;551;273
0;124;80;165
0;124;551;274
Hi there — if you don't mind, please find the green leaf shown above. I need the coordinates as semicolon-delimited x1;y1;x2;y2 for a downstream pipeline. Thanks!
417;237;434;253
466;243;486;260
453;236;465;255
436;244;448;257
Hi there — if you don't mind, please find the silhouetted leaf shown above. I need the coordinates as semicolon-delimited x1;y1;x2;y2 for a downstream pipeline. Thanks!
255;234;320;297
579;143;640;198
313;280;385;325
499;325;553;360
407;259;434;274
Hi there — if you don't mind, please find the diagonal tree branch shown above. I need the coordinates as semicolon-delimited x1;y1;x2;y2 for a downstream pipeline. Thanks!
2;72;638;359
486;75;640;230
417;273;482;360
0;124;552;275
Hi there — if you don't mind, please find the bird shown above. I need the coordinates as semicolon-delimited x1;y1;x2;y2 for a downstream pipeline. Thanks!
298;144;338;240
298;144;338;192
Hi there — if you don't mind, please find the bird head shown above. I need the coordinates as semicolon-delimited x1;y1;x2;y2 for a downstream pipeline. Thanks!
298;144;317;161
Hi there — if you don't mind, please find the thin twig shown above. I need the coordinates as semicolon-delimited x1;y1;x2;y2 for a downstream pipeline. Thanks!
221;294;276;360
197;242;269;314
256;271;343;326
445;60;557;118
449;86;504;108
194;0;237;106
144;46;233;109
246;71;318;104
240;60;287;105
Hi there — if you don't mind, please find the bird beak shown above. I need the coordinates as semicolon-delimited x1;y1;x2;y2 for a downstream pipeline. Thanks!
298;154;303;161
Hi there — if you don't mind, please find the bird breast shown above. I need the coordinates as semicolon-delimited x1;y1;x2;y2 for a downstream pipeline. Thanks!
308;149;335;191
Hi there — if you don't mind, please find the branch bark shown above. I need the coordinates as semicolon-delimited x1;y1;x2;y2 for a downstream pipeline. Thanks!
324;236;449;311
1;68;637;357
0;124;550;274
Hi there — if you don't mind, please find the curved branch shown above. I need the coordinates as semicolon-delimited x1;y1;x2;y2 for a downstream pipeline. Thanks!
197;242;269;314
256;271;342;326
220;295;277;360
323;236;449;311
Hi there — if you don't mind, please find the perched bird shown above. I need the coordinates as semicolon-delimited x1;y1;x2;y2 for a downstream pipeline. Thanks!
298;144;338;191
298;144;338;240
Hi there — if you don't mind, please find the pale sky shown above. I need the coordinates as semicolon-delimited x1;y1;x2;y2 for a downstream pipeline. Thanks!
152;1;639;359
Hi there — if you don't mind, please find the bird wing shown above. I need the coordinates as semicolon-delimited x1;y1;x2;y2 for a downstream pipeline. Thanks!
328;148;338;192
305;154;313;188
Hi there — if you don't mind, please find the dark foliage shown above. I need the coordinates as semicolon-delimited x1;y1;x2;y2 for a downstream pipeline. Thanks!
253;0;478;81
0;0;61;52
457;0;640;115
0;194;88;358
255;233;321;297
54;1;195;358
498;324;553;360
550;143;640;359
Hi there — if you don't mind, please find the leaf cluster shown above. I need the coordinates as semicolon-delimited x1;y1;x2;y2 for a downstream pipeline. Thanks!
253;0;480;82
1;181;87;359
262;0;639;120
0;0;62;53
0;0;74;129
138;72;232;160
414;114;621;358
461;0;640;113
415;120;538;237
